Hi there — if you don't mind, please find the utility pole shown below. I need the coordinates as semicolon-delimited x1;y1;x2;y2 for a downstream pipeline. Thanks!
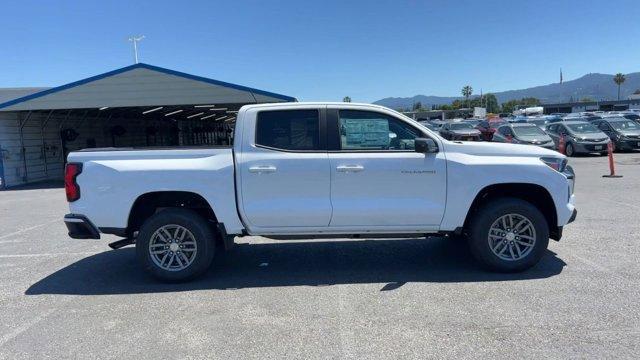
128;35;145;64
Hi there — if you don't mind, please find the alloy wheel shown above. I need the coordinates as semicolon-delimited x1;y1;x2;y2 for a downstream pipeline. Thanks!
487;213;536;261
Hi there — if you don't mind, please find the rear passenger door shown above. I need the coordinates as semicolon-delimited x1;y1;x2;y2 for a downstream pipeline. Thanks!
326;107;447;229
236;107;332;230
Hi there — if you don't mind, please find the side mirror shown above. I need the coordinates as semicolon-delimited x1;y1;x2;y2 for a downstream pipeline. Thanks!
415;138;438;154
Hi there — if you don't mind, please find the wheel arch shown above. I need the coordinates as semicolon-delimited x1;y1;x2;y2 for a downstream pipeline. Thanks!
126;191;218;237
463;183;559;240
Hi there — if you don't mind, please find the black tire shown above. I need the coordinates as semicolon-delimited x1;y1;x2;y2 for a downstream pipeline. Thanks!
136;208;216;282
600;151;608;156
565;142;575;157
467;198;549;272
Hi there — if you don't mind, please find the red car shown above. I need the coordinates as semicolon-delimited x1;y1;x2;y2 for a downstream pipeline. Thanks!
476;120;498;141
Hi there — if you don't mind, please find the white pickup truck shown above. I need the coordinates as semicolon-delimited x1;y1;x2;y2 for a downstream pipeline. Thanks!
64;103;576;281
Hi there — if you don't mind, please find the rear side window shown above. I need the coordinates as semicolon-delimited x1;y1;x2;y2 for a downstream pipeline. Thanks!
255;110;320;151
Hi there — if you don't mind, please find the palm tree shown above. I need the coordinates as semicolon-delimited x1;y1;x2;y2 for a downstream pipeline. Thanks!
461;86;473;108
613;73;626;100
342;96;351;103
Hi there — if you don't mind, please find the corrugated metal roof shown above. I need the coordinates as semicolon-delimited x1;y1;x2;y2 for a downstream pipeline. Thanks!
0;87;50;104
0;63;295;111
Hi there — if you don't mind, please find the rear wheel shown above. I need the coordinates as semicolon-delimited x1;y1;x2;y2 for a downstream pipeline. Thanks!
136;208;216;282
467;198;549;272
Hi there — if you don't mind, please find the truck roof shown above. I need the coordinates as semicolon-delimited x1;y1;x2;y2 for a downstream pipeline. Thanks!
240;102;392;111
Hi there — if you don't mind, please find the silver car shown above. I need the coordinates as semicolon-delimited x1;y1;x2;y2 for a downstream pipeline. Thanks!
545;121;610;156
492;123;555;149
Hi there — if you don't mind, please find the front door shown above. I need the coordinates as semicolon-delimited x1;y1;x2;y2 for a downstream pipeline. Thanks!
327;108;447;228
237;107;332;229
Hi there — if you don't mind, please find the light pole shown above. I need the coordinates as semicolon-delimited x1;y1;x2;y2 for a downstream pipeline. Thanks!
128;35;145;64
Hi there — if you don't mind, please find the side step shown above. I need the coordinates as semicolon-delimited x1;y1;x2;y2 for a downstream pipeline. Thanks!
108;238;135;250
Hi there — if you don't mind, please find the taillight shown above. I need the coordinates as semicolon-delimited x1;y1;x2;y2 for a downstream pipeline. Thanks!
65;163;82;202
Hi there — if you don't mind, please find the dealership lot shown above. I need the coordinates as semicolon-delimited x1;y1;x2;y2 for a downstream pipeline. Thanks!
0;153;639;359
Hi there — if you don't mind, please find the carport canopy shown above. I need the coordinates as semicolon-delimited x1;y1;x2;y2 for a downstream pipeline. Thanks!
0;63;296;123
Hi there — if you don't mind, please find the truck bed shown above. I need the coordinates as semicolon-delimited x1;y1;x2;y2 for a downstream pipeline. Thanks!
67;147;244;235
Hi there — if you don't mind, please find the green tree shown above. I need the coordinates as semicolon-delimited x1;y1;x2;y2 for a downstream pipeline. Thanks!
461;85;473;108
580;96;595;102
483;93;500;113
412;101;423;111
613;73;626;100
342;96;351;103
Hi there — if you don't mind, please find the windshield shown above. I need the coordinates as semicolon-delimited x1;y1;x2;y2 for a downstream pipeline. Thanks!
450;123;474;130
513;126;546;136
566;123;600;133
527;119;547;126
609;120;640;131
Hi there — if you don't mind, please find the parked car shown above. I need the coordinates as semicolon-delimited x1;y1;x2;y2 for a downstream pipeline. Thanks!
591;117;640;151
63;102;576;281
620;112;640;123
492;123;555;149
489;119;507;129
526;117;549;129
439;121;482;141
545;121;610;156
563;113;602;123
418;120;438;132
474;120;495;141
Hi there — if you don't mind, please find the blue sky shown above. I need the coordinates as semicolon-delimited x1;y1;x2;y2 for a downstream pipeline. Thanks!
1;0;638;102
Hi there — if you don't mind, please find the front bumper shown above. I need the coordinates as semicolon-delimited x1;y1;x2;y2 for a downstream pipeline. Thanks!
616;139;640;150
64;214;100;239
573;141;609;153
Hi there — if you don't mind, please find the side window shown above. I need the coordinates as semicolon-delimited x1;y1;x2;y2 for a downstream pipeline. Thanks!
255;110;320;151
338;110;420;150
547;124;557;133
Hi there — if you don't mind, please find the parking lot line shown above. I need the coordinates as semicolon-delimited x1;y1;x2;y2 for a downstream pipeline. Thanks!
0;252;99;259
0;309;55;347
0;219;59;241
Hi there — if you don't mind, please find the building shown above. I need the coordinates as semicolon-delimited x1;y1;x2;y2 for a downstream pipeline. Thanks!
0;63;295;189
541;99;640;114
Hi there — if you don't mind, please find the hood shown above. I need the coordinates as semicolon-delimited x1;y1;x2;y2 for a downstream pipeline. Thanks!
516;134;553;144
570;132;608;141
619;130;640;137
443;139;562;158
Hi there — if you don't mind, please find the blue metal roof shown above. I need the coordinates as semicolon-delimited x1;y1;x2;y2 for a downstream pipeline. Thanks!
0;63;296;110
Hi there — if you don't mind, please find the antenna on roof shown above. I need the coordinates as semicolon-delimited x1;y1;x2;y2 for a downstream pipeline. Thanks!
127;35;145;64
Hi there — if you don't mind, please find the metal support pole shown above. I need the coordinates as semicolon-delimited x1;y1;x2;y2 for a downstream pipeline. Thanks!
19;111;32;183
59;110;72;169
41;110;54;178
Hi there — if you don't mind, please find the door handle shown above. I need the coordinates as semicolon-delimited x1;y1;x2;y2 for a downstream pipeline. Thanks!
336;165;364;172
249;165;277;173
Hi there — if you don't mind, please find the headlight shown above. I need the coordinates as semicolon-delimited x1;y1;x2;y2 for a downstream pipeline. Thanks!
540;157;567;172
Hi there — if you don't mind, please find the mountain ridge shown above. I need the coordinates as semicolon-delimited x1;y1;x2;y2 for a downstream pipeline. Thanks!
373;72;640;109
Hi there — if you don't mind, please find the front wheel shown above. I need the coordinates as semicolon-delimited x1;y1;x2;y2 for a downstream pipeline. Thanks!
565;142;575;157
136;208;216;282
467;198;549;272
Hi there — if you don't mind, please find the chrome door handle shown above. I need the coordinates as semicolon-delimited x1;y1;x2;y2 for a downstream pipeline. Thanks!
249;165;277;173
336;165;364;172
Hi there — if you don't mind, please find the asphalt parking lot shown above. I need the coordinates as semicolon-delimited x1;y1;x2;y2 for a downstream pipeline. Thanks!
1;152;639;359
